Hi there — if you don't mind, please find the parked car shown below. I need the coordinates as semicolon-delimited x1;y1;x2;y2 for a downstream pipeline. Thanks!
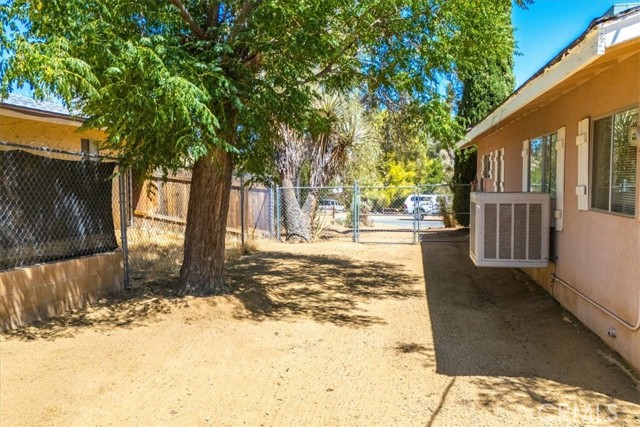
403;194;440;218
318;199;345;212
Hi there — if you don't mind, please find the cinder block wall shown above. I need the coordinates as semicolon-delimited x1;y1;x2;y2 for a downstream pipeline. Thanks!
0;253;123;330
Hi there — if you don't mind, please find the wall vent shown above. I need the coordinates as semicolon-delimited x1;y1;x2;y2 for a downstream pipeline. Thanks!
470;192;550;268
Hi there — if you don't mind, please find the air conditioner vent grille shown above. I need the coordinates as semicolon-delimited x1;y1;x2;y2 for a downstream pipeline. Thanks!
499;204;512;259
484;203;497;259
529;204;542;260
514;204;527;260
470;192;550;268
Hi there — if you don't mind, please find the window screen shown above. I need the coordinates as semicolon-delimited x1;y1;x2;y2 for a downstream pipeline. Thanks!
529;133;557;196
591;107;638;216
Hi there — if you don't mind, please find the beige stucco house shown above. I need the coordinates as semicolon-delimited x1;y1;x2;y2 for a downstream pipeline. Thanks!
0;94;123;330
461;5;640;370
0;94;105;152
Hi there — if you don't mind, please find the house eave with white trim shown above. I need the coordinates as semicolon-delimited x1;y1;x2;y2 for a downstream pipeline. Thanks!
459;6;640;148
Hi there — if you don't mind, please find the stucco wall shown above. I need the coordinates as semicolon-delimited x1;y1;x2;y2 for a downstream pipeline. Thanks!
0;252;123;330
0;107;104;151
471;52;640;369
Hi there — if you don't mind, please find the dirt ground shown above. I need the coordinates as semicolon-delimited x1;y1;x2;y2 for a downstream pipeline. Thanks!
1;232;639;426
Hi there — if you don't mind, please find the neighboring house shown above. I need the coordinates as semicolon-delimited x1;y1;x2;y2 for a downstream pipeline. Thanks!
461;5;640;370
0;94;123;330
0;93;103;153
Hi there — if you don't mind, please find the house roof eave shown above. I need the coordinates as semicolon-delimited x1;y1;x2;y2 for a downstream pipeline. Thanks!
458;6;640;148
0;93;85;126
0;104;85;127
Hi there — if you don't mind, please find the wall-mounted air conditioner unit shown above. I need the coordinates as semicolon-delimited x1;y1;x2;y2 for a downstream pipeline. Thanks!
470;192;550;268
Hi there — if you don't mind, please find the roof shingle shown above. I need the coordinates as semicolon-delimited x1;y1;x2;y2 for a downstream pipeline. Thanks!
0;93;78;117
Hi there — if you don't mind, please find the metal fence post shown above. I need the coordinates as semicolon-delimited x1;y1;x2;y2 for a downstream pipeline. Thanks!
240;176;245;250
352;182;359;243
127;170;134;227
356;183;360;243
351;183;355;242
275;185;281;241
413;185;419;245
118;170;131;290
268;186;275;238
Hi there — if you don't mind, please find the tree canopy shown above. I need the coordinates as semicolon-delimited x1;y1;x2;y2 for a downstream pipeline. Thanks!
2;0;519;171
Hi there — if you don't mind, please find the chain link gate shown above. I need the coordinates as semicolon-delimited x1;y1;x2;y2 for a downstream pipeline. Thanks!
275;183;471;244
353;185;418;244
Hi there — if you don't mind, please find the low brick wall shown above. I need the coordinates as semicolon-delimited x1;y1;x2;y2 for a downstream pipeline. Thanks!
0;252;123;330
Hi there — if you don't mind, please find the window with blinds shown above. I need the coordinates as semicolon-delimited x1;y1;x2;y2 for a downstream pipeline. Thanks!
591;107;638;216
528;132;557;197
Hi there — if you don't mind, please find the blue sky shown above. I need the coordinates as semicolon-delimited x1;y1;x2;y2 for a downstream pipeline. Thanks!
512;0;634;87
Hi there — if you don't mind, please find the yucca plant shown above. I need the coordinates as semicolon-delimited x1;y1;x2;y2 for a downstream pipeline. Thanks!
276;89;375;242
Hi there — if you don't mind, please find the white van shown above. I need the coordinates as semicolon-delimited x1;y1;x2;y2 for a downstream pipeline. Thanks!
403;194;440;217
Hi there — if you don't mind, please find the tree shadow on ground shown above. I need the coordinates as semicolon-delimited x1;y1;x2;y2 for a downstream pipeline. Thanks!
228;251;422;327
421;235;640;422
1;277;183;341
2;248;421;340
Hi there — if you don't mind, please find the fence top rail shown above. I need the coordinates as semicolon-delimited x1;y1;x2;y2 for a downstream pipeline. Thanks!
277;185;351;190
0;140;116;161
358;185;417;190
419;183;472;187
277;184;471;190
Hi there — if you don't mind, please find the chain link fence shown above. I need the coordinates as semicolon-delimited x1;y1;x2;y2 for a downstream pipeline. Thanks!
1;140;470;289
275;183;472;244
126;172;274;281
0;141;275;287
0;141;124;272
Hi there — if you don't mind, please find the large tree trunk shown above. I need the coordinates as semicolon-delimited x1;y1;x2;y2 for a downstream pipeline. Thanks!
281;177;313;242
179;146;233;295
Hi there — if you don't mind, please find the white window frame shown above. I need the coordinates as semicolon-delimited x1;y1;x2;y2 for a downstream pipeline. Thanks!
525;131;558;196
589;105;639;218
521;140;529;191
555;127;566;230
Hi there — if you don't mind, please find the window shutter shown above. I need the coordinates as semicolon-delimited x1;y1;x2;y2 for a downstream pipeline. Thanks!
576;118;590;210
488;151;494;180
497;149;505;192
555;127;566;231
493;150;498;184
522;140;529;191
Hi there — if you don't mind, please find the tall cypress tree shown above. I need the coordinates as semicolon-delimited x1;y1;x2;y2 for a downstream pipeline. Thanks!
453;1;518;226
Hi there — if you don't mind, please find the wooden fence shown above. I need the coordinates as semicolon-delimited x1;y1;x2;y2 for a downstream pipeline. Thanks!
130;171;273;237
